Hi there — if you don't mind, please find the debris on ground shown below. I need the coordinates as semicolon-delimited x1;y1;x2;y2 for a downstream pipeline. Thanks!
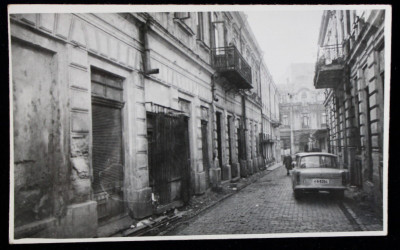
119;165;277;237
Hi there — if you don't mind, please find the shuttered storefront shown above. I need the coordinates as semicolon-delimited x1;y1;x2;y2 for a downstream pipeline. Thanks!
92;105;123;194
91;69;125;223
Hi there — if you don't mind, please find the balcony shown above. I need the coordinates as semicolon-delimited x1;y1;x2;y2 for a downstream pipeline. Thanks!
260;133;271;143
271;119;281;128
211;46;252;89
314;44;345;89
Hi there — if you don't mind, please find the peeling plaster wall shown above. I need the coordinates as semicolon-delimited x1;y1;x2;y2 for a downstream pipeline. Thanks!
12;41;58;228
10;12;147;238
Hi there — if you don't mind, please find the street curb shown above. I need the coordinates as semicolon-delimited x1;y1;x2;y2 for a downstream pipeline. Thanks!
157;164;282;236
341;199;368;231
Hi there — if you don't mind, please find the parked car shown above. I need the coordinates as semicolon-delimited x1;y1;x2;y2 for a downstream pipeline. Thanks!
291;152;348;199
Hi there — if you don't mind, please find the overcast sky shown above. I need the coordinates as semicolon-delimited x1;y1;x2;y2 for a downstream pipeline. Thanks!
245;10;323;85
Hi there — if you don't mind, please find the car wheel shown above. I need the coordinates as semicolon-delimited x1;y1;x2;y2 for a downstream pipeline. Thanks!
294;190;302;200
332;190;344;199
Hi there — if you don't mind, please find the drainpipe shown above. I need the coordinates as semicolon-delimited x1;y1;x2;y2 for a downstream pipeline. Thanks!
257;56;265;161
142;21;159;75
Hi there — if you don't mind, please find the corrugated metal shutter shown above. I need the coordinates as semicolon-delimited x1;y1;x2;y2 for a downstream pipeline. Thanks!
92;104;123;194
91;69;125;221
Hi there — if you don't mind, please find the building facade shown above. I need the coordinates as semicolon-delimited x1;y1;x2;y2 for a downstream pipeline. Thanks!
314;10;385;209
279;63;327;155
260;66;281;165
10;11;280;238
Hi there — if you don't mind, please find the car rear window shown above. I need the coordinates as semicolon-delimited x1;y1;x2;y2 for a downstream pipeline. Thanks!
299;155;338;169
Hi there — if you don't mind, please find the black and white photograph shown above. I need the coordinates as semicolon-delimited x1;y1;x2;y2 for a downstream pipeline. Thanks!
8;4;391;243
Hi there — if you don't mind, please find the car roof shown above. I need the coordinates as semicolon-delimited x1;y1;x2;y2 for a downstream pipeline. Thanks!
295;152;338;158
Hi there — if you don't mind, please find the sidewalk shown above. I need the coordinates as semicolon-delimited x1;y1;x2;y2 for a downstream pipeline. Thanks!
118;162;283;237
342;187;384;231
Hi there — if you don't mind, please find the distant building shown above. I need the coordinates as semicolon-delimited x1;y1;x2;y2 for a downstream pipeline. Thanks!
260;66;281;165
314;9;386;210
279;63;327;155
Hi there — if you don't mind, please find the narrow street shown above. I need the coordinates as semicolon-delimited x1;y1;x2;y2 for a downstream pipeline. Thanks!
9;8;387;241
167;165;379;235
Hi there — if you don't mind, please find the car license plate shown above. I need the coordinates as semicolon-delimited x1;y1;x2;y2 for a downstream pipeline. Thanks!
312;179;329;184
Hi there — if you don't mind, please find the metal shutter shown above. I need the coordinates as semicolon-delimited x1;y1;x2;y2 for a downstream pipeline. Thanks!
92;104;123;194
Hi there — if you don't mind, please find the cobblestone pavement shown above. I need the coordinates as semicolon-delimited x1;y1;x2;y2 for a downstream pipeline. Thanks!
168;165;382;235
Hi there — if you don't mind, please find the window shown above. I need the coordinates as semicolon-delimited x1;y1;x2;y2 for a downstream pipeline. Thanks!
379;48;385;73
210;12;225;49
283;115;288;126
302;115;310;128
379;47;385;94
197;12;205;41
322;113;327;124
233;29;239;47
299;156;338;169
210;12;216;22
214;26;219;48
214;24;225;49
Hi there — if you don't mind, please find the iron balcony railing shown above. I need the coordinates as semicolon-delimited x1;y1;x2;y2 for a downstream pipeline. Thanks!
211;46;252;88
314;44;345;89
316;44;344;67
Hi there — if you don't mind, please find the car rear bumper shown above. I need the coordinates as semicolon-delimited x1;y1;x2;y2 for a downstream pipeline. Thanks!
293;185;346;191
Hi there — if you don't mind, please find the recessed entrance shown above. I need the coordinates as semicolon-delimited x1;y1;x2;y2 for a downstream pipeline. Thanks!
216;111;223;179
201;120;211;188
91;69;125;224
147;112;191;213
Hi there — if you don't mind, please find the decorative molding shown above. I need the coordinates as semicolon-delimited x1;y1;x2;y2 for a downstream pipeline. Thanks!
173;18;195;36
11;14;143;72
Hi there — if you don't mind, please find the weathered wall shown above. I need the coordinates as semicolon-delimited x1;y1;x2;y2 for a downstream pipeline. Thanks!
12;41;58;228
143;15;213;196
11;12;149;238
10;16;73;237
